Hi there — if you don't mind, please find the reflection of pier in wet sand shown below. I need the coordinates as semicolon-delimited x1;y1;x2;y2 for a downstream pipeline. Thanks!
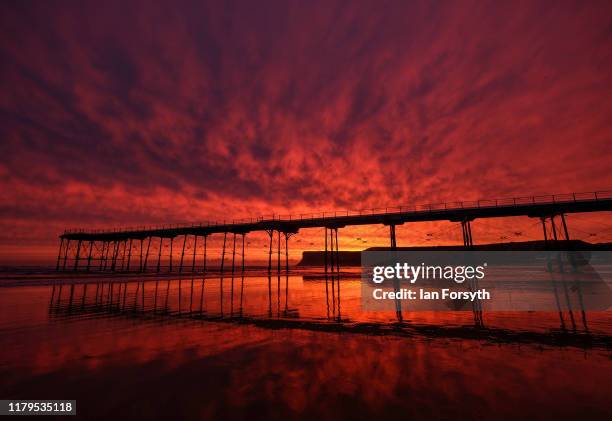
48;273;611;350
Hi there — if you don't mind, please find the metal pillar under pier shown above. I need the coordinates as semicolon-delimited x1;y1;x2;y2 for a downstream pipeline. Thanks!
192;235;198;272
73;240;82;271
143;237;151;272
179;234;187;273
157;237;163;272
461;220;473;248
220;232;227;273
56;238;64;271
86;241;94;272
126;238;133;271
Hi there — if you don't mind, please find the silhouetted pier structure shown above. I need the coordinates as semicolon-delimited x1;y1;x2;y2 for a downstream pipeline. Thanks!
57;191;612;273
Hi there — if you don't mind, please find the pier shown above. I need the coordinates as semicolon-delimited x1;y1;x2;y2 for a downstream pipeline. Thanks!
56;191;612;273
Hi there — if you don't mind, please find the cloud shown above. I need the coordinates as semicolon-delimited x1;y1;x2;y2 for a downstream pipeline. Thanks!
0;0;611;262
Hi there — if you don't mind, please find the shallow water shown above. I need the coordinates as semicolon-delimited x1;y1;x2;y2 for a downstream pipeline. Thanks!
0;270;611;419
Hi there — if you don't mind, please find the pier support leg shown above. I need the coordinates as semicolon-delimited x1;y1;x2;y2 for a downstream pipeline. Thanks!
334;228;340;273
73;240;82;271
62;239;71;271
103;241;111;271
126;238;133;272
220;232;227;273
192;235;198;272
390;225;397;250
284;232;289;273
541;217;548;247
203;235;207;273
241;234;245;273
231;233;236;275
157;238;163;272
267;230;273;273
169;238;173;272
461;220;473;248
86;241;94;272
56;238;64;271
179;234;187;273
98;242;106;271
110;241;119;272
277;230;281;273
324;228;328;273
139;239;143;272
561;213;570;243
329;229;335;274
120;240;127;271
143;237;151;272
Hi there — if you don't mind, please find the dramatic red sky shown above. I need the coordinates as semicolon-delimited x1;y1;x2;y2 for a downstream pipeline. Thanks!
1;0;611;264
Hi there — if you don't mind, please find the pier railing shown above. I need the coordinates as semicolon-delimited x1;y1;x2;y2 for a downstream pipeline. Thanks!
63;190;612;235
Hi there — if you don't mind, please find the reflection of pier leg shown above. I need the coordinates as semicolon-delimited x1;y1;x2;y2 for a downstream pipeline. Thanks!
190;277;194;315
50;284;56;306
122;282;127;310
56;238;64;271
239;274;244;317
199;278;205;315
219;275;224;317
154;280;159;312
277;272;281;316
134;282;140;310
94;282;100;306
285;274;289;314
330;231;336;319
325;272;330;319
68;284;75;310
231;273;234;316
561;277;577;332
334;228;340;319
267;274;272;316
165;280;170;312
